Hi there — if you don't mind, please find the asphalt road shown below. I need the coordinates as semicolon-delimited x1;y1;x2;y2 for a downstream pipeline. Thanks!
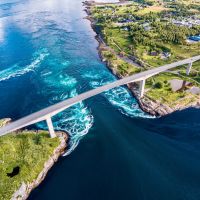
0;55;199;136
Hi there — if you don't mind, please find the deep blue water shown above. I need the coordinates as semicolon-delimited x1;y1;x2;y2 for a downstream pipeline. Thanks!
0;0;200;199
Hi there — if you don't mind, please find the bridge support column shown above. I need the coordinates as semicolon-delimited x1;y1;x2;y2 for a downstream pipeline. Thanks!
46;117;56;138
139;79;146;98
186;63;192;75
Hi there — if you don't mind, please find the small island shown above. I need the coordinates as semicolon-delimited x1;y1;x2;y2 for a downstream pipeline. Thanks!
0;119;67;200
84;0;200;116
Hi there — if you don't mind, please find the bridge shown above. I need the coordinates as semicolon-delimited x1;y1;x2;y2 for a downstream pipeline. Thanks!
0;55;199;138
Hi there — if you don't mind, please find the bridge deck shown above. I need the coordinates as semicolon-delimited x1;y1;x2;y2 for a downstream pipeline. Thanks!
0;55;200;136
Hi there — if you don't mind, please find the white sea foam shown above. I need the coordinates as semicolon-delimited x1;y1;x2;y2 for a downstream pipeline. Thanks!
0;49;48;82
37;66;153;156
103;86;154;118
54;104;93;156
37;87;94;156
83;70;154;119
37;63;152;156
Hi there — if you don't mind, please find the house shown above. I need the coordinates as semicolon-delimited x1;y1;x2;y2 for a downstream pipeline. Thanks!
169;79;192;92
161;51;171;59
172;16;200;28
150;51;158;56
142;22;151;31
123;27;129;31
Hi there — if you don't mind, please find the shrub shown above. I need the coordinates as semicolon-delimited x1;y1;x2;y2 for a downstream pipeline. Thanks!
33;134;41;145
154;81;163;89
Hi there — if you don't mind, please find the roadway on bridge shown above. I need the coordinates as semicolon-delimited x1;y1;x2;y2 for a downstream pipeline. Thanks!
0;55;200;136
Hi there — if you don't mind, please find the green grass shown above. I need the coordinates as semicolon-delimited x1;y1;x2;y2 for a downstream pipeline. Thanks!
103;25;200;69
104;27;132;54
135;5;170;15
101;49;141;76
91;2;200;109
145;72;199;107
137;42;200;67
0;127;60;200
92;2;200;68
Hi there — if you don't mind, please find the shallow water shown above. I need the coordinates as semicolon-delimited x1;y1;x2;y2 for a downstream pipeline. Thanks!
0;0;200;199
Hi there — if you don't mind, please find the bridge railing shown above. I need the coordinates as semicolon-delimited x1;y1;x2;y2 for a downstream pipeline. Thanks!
0;55;200;138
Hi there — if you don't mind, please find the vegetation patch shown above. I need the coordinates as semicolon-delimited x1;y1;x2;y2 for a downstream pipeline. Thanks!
145;72;199;107
89;0;200;111
0;129;60;200
101;49;141;76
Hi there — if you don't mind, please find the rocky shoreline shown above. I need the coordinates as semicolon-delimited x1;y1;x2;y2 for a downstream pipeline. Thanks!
0;118;68;200
84;1;200;116
11;131;68;200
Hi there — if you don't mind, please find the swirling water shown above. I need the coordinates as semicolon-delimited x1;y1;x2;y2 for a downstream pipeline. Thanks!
0;0;200;199
0;0;150;154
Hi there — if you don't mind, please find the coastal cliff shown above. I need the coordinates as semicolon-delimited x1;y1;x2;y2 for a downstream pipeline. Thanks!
0;119;68;200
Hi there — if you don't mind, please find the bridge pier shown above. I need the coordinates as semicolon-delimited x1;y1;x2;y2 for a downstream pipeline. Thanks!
46;117;56;138
139;79;146;98
186;62;192;75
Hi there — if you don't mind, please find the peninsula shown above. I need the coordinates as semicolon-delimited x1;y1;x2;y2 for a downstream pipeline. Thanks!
84;0;200;116
0;119;67;200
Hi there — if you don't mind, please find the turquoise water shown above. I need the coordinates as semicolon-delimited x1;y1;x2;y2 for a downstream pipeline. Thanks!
0;0;200;199
0;0;151;154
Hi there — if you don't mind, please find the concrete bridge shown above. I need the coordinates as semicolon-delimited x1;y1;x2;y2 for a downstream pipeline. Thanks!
0;55;199;138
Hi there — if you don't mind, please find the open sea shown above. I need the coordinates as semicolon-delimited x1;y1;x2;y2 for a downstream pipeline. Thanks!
0;0;200;199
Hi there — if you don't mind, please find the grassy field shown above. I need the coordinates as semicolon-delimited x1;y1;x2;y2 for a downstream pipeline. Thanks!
104;28;132;54
92;0;200;66
101;49;141;76
145;71;200;107
103;25;200;68
0;124;60;200
135;5;169;15
91;0;200;109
